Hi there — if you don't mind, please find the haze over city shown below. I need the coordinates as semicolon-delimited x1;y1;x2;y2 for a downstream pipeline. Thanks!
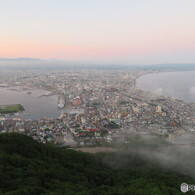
1;1;195;194
1;0;195;65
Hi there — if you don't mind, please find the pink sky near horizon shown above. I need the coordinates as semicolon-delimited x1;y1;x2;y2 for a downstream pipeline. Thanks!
1;37;194;60
0;0;195;64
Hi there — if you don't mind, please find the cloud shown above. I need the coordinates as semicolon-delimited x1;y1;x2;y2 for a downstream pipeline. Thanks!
154;88;163;95
190;86;195;96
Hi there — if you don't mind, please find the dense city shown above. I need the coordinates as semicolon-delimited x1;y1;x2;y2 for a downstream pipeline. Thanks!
0;69;195;145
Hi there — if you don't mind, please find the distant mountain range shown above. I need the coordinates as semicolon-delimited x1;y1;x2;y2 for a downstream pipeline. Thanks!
0;58;42;61
0;58;195;71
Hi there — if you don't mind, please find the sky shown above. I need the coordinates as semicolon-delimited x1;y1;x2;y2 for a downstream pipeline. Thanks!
0;0;195;65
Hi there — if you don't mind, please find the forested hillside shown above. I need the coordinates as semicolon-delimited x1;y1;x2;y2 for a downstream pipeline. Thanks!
0;133;194;194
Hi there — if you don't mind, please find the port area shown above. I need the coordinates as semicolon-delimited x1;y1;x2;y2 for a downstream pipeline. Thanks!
0;104;24;115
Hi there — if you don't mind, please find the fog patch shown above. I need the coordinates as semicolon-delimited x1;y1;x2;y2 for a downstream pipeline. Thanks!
190;86;195;96
103;135;195;178
154;88;163;95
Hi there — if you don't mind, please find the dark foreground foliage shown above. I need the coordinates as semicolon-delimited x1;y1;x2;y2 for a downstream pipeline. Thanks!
0;133;194;195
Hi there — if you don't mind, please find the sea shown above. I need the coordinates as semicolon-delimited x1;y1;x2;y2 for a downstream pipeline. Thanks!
0;88;64;120
136;70;195;103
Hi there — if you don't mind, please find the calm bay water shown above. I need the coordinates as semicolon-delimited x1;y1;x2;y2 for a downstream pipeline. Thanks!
0;88;63;119
136;71;195;102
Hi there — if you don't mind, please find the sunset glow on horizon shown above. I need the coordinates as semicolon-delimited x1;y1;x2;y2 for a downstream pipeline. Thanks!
1;0;195;64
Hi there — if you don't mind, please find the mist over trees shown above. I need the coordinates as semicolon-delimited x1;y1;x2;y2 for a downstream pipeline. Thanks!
0;133;194;194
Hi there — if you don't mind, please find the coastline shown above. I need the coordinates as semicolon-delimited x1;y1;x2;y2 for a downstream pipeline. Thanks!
0;87;61;119
0;69;194;146
134;70;195;104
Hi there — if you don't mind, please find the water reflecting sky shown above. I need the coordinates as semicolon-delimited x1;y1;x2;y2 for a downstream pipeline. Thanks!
0;88;62;119
137;71;195;102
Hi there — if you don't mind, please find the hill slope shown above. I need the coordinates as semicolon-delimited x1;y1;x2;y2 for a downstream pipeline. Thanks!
0;133;194;194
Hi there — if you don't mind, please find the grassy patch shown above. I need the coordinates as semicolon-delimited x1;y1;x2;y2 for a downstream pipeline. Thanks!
0;104;24;114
